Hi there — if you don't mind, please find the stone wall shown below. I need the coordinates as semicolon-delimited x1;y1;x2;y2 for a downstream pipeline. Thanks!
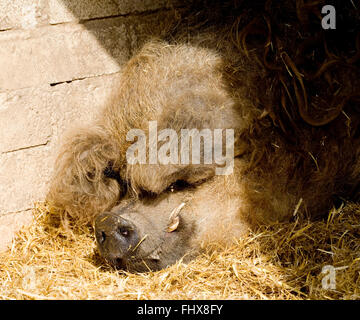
0;0;181;251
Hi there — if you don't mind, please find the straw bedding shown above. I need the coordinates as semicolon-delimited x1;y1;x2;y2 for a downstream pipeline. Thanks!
1;0;359;300
0;202;359;300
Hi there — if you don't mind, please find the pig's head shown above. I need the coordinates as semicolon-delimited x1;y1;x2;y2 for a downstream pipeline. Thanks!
94;163;249;272
94;191;198;272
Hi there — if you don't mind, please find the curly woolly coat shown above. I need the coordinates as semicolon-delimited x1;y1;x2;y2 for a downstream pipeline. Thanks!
47;1;360;235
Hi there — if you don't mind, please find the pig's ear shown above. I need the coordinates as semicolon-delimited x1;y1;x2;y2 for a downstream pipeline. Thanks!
167;202;185;232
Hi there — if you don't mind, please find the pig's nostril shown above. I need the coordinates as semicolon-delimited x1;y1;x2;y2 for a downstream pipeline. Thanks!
118;226;130;238
115;257;125;269
98;231;106;245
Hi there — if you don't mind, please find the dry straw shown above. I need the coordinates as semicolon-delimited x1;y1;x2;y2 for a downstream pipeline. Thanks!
0;202;359;300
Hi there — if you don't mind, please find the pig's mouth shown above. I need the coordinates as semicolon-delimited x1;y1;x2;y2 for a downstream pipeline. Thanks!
108;254;161;272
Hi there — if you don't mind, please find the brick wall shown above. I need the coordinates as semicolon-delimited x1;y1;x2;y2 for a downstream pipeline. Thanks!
0;0;181;251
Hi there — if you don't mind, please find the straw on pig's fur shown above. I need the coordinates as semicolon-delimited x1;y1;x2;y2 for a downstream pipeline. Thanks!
0;202;359;300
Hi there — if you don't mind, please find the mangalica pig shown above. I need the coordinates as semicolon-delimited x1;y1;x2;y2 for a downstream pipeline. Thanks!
47;1;360;271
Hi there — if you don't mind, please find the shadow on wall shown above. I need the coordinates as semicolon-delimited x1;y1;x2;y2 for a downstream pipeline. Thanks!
55;0;185;74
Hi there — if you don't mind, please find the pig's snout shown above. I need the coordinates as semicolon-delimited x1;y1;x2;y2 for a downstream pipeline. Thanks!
95;212;140;268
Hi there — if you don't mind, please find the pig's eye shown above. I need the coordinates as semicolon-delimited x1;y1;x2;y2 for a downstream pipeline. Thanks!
168;180;192;193
138;189;157;199
118;227;130;237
